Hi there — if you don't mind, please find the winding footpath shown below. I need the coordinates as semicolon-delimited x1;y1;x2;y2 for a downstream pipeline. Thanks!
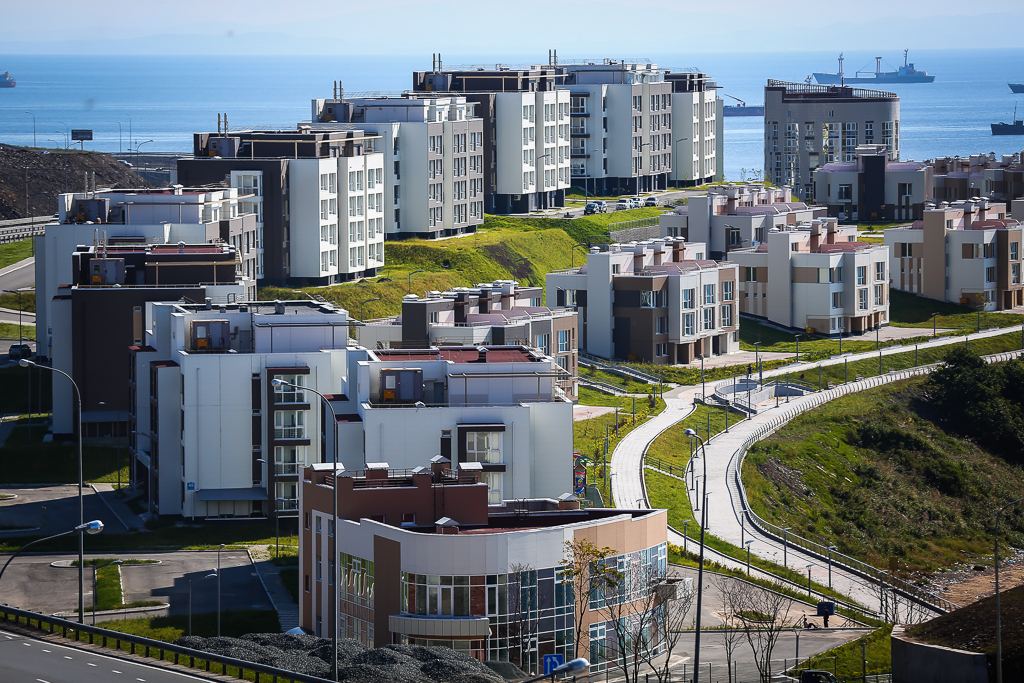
611;322;1024;618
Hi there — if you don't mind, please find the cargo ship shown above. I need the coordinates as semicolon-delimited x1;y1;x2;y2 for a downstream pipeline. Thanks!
992;105;1024;135
723;94;764;117
813;51;934;85
1009;83;1024;94
0;72;14;88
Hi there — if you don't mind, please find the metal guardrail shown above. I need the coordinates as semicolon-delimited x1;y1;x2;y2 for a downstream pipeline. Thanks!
579;352;661;383
0;604;331;683
578;377;629;396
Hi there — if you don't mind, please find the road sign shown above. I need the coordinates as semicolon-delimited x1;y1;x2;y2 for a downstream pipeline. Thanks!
71;129;93;141
187;482;195;490
543;654;564;675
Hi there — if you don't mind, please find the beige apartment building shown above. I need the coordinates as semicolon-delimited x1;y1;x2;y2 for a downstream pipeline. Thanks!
884;199;1024;310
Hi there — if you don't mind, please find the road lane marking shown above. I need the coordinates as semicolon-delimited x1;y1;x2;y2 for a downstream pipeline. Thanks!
36;679;49;683
87;663;97;666
112;670;122;674
42;648;50;652
64;655;72;659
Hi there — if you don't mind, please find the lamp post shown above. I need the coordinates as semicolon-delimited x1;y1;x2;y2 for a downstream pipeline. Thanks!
189;571;218;636
995;497;1024;683
699;354;706;401
217;543;226;637
127;113;132;153
359;297;381;322
754;340;762;384
745;540;755;575
273;377;341;682
135;139;154;170
117;121;122;154
932;312;939;338
826;545;837;588
794;334;801;364
408;269;425;294
20;359;87;622
570;243;588;269
805;563;816;597
0;520;104;590
781;527;792;570
684;428;708;683
55;129;68;149
24;111;35;148
99;401;123;490
681;518;692;556
92;559;122;624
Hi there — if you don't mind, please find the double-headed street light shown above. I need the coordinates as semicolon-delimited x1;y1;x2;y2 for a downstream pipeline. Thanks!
684;428;708;683
19;358;88;622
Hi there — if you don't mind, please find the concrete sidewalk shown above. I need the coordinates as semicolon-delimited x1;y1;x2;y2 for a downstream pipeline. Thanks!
90;483;148;533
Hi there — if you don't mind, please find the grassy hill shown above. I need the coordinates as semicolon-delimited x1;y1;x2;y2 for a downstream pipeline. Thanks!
742;372;1024;573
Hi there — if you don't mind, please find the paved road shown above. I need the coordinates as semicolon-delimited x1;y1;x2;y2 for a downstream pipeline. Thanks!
0;485;127;537
0;257;35;294
0;550;272;619
0;627;213;682
0;305;35;327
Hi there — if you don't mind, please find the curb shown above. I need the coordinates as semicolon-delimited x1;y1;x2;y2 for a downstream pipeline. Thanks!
88;483;135;533
52;602;170;618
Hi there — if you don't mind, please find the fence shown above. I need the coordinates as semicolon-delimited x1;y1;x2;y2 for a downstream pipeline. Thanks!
0;604;331;683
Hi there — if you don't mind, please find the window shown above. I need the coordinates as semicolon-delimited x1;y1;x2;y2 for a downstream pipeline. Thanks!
655;317;668;334
557;329;570;353
721;304;733;327
683;312;695;336
273;375;305;403
874;284;884;306
274;410;305;439
722;281;734;301
683;288;694;308
1013;263;1021;285
320;199;329;221
875;261;885;281
858;288;868;310
900;243;913;258
655;343;668;357
704;283;716;304
465;431;502;504
986;266;996;283
829;267;842;283
535;334;550;354
1013;242;1020;261
702;307;715;330
640;291;655;308
743;267;757;282
832;291;843;309
274;446;306;475
856;266;867;285
838;184;852;201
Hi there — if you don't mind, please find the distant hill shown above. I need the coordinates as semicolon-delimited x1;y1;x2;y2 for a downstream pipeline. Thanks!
904;583;1024;679
0;145;150;220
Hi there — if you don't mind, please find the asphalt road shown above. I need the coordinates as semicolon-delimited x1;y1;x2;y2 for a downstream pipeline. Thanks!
0;257;35;294
0;485;125;537
0;627;213;682
0;550;273;619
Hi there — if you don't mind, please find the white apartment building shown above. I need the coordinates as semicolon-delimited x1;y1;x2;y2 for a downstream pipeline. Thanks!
764;80;900;202
664;71;722;186
176;129;385;284
660;183;826;260
563;61;674;196
814;144;933;222
728;218;890;334
546;238;740;364
884;199;1024;311
36;186;257;358
309;93;485;239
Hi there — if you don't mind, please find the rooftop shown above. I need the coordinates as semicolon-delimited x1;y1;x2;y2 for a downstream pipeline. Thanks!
372;346;541;363
767;79;898;101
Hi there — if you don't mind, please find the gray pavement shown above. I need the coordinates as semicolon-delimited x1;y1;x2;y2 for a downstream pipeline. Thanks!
0;257;34;294
0;305;35;327
0;550;272;619
0;484;124;536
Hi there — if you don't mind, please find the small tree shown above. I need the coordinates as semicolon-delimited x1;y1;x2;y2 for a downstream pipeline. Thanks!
507;563;538;672
712;574;747;683
560;539;621;660
642;575;696;683
601;556;656;683
734;579;795;683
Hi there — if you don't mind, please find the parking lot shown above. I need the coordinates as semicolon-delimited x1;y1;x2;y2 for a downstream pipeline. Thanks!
0;485;126;537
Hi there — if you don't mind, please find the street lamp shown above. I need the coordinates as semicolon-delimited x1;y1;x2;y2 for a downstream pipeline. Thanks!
273;377;341;682
359;297;381;322
117;121;122;155
995;497;1024;683
805;563;816;597
681;518;692;556
932;312;939;338
794;334;801;363
135;139;154;169
753;340;762;384
745;540;755;575
92;559;122;624
217;543;226;637
699;354;706;400
781;527;792;569
408;269;425;294
826;545;838;588
55;129;69;149
20;359;88;622
24;111;35;148
684;428;709;683
0;521;104;590
570;243;588;269
189;571;218;636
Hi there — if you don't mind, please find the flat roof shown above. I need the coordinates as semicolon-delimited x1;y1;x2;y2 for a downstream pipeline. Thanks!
373;347;538;363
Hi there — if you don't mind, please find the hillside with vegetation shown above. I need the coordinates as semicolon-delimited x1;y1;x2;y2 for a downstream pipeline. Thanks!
742;348;1024;573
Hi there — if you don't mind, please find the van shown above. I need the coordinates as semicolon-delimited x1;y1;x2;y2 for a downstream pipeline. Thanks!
644;196;659;207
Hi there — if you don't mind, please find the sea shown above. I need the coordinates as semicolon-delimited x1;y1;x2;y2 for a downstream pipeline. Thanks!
2;48;1024;182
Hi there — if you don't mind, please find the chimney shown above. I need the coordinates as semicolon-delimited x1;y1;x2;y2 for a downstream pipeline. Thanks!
430;454;451;478
435;517;460;535
826;218;838;244
205;297;212;310
810;220;821;252
274;299;286;314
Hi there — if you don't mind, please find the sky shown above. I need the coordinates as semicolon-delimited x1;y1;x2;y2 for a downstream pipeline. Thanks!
4;0;1024;55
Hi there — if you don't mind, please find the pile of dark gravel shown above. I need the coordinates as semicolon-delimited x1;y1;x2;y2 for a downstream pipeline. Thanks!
172;634;506;682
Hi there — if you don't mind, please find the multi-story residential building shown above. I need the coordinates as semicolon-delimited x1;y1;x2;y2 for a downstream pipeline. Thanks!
562;60;673;196
884;198;1024;310
764;80;900;202
309;90;486;238
659;183;826;260
355;280;578;398
929;152;1024;203
131;295;574;520
176;129;385;284
299;460;668;674
729;218;890;334
129;299;354;519
47;240;247;441
546;238;739;364
664;71;723;186
410;64;572;214
813;144;933;222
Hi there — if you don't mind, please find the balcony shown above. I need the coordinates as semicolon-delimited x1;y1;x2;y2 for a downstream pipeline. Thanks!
273;427;306;440
276;498;299;512
275;463;302;476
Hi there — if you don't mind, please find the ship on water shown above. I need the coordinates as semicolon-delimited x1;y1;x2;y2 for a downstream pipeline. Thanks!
992;105;1024;135
813;51;934;85
723;94;764;117
1009;83;1024;94
0;71;14;88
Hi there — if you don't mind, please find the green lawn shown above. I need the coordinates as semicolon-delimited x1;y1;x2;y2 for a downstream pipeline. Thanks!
0;322;34;340
0;239;32;270
579;366;655;394
0;292;34;312
791;626;893;680
99;609;281;640
889;288;1024;331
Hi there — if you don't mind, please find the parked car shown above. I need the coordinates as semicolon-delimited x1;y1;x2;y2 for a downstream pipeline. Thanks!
615;199;631;210
644;196;659;207
8;343;31;361
584;203;599;215
594;200;608;212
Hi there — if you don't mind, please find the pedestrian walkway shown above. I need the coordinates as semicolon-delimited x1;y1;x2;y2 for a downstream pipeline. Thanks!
89;483;148;533
248;545;299;632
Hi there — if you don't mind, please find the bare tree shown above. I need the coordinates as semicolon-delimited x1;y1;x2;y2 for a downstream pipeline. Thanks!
560;538;621;660
734;579;795;683
712;574;748;683
601;555;657;683
643;574;696;683
507;563;537;673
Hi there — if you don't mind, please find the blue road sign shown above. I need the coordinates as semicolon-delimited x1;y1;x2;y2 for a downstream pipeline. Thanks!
543;654;564;675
